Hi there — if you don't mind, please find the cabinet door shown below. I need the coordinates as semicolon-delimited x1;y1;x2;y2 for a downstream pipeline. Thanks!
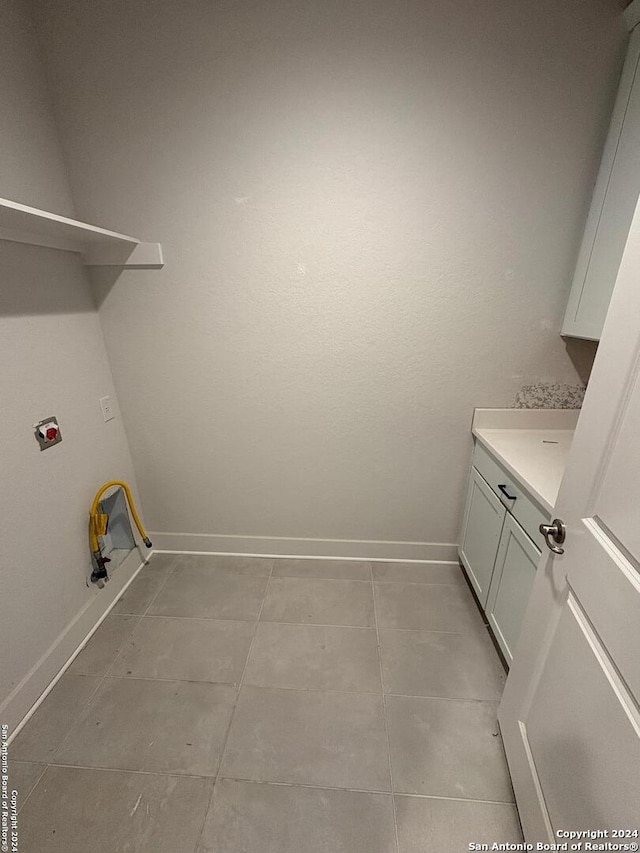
459;468;506;607
486;514;540;665
562;26;640;341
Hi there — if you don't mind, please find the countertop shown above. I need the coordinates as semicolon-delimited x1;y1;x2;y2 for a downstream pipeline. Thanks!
471;409;580;513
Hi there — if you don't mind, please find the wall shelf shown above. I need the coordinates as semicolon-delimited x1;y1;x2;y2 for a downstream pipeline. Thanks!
0;197;163;268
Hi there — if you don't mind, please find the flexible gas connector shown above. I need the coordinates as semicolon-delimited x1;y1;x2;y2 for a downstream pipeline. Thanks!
89;480;152;585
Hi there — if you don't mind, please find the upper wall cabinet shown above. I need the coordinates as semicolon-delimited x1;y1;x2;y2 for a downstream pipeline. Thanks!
0;198;163;269
562;24;640;341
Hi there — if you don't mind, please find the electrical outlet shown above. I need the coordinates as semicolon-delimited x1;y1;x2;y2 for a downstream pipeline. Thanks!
100;395;115;422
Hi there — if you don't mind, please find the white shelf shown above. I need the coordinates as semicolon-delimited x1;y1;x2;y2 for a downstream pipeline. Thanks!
0;197;163;268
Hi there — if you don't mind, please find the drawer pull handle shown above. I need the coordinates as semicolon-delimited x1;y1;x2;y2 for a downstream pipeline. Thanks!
498;484;517;501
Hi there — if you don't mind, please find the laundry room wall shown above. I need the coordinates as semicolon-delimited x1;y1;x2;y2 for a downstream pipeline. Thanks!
0;0;143;730
32;0;624;557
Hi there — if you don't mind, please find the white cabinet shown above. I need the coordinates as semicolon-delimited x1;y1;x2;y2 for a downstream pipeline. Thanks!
459;442;548;666
562;26;640;341
459;468;506;607
485;514;539;664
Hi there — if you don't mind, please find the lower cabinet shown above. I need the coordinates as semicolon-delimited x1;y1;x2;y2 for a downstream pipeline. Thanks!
459;443;547;667
459;468;506;607
485;513;540;664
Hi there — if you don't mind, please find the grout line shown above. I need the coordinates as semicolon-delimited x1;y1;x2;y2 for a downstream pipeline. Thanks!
6;555;155;747
110;610;487;637
94;607;489;639
33;617;144;770
103;563;177;678
8;561;163;809
370;562;401;853
13;761;48;815
372;579;468;588
193;557;277;851
37;764;517;806
219;777;516;806
44;563;178;766
67;674;502;705
392;790;517;806
99;674;246;687
168;559;465;586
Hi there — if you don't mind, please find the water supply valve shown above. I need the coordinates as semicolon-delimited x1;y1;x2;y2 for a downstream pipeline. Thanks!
34;416;63;451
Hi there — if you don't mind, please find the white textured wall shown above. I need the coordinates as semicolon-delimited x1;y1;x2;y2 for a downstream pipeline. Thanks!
0;0;141;726
34;0;624;547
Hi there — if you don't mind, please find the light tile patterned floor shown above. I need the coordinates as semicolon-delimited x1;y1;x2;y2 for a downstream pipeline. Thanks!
10;554;523;852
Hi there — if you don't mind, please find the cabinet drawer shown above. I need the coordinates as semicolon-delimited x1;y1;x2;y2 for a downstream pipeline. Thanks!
472;442;549;550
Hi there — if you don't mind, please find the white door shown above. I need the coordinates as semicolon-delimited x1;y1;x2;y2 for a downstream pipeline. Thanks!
499;200;640;841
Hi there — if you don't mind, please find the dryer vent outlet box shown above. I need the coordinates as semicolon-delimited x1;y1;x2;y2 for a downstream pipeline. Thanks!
94;486;136;574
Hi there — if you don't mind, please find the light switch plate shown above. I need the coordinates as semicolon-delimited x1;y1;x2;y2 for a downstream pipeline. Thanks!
100;396;115;422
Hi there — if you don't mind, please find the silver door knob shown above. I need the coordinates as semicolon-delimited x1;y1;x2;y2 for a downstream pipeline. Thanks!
539;519;566;555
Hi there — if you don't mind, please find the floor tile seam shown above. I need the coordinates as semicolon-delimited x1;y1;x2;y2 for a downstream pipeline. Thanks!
161;566;466;590
107;614;442;630
167;553;189;574
384;693;500;706
371;624;490;636
376;625;494;637
127;613;261;624
102;612;257;681
102;567;184;676
69;610;144;678
217;773;393;795
268;576;466;587
165;566;273;580
42;763;390;793
372;580;467;587
39;656;130;769
35;764;517;806
70;676;498;702
14;598;150;770
99;616;151;682
372;580;471;588
118;616;488;635
217;776;517;805
259;618;377;628
392;791;517;805
133;613;258;625
45;760;214;779
269;576;373;584
14;762;49;815
40;556;171;762
258;620;486;636
98;674;245;687
140;561;180;617
16;556;237;829
370;562;401;853
194;559;276;851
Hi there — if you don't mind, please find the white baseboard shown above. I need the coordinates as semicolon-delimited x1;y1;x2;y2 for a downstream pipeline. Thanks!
3;548;148;739
149;531;459;563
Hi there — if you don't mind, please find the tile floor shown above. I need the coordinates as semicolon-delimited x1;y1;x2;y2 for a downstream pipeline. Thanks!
9;553;523;852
